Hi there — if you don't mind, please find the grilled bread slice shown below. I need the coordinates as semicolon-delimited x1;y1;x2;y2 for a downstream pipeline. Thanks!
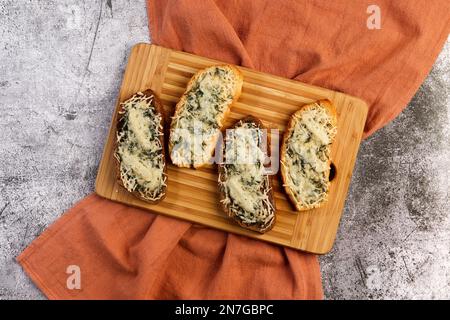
114;90;167;203
218;116;276;233
169;65;243;168
281;100;337;211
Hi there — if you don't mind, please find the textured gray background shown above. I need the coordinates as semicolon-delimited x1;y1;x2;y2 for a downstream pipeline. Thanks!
0;0;448;300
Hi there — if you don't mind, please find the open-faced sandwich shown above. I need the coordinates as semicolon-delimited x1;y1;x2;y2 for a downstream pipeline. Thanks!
281;100;338;211
114;89;167;203
169;65;243;168
218;116;276;233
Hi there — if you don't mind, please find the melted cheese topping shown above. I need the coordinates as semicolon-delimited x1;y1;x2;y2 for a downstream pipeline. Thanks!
282;103;337;208
119;148;162;191
170;65;240;167
219;121;275;229
114;93;166;201
127;108;160;153
226;176;260;213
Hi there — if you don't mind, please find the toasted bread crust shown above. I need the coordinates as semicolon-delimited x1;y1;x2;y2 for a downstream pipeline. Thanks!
114;89;167;204
280;99;337;212
218;116;276;233
169;64;244;168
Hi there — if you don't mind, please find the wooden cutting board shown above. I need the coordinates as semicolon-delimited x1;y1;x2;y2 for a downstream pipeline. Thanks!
95;43;368;254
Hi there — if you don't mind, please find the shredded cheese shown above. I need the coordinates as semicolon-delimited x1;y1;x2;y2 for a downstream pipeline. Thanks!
114;92;166;201
170;65;241;167
282;102;337;209
218;121;275;229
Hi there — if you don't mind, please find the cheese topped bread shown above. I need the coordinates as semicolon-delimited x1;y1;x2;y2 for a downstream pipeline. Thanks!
169;65;243;168
218;116;275;233
281;100;337;211
114;90;167;203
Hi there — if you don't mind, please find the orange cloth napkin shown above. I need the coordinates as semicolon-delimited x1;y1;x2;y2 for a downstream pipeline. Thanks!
18;0;449;299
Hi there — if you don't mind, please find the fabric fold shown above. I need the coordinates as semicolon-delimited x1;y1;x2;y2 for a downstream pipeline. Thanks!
17;194;322;299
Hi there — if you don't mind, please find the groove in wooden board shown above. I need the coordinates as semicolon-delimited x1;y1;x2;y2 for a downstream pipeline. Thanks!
160;95;180;105
165;179;295;231
165;194;220;212
167;62;198;75
164;77;189;89
166;65;195;77
167;171;217;186
95;43;368;254
164;191;294;229
238;92;307;114
121;194;293;241
153;192;294;236
160;94;317;129
126;44;147;96
165;68;191;81
170;54;217;69
232;103;287;123
161;82;187;97
165;68;316;110
138;49;156;94
167;166;217;182
168;61;328;105
166;181;218;197
170;48;338;100
242;82;318;105
241;70;334;100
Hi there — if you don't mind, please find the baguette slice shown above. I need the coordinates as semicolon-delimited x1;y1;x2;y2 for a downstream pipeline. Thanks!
114;89;167;203
218;116;276;233
281;100;337;211
169;65;243;168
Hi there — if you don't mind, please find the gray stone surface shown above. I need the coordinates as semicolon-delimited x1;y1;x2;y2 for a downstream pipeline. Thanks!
0;0;448;300
321;40;450;299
